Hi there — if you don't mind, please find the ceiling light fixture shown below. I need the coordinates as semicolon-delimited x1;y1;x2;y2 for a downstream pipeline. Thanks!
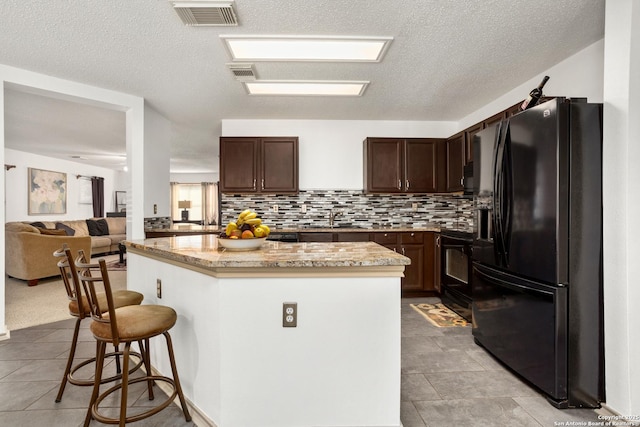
171;0;238;26
243;81;369;96
221;35;392;62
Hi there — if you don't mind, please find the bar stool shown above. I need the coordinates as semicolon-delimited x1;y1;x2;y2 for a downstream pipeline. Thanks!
73;249;191;427
53;244;144;402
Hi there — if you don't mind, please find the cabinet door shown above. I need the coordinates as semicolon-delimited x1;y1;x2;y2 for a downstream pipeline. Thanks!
464;122;483;165
505;101;523;118
373;232;398;246
445;133;465;192
261;137;298;193
405;139;441;193
364;138;403;193
483;111;505;129
220;138;259;193
401;244;425;291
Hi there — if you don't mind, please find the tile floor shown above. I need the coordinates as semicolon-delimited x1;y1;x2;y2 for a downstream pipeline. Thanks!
0;296;606;426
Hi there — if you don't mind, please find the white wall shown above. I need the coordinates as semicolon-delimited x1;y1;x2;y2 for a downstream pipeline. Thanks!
602;0;640;417
143;103;171;218
221;120;457;190
4;148;118;221
458;39;605;130
170;172;218;183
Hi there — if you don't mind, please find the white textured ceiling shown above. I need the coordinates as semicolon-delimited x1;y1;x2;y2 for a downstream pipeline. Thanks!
1;0;604;173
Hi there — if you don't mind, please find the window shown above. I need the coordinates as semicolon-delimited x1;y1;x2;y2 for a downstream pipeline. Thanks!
171;184;202;222
170;182;219;224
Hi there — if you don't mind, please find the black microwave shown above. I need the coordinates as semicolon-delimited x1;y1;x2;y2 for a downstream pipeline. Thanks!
463;163;474;195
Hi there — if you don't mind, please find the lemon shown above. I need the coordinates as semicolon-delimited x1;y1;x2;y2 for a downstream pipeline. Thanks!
253;226;266;238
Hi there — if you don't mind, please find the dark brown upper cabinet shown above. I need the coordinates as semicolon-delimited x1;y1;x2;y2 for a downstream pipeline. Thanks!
364;137;445;193
220;137;298;194
446;132;465;192
463;122;483;165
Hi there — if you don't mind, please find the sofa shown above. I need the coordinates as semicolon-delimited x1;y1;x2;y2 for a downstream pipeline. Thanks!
5;217;126;286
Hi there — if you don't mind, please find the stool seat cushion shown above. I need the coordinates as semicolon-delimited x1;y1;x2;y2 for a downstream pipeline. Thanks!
90;305;177;341
69;290;144;316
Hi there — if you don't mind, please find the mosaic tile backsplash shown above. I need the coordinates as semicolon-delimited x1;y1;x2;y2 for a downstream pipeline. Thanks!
221;191;473;231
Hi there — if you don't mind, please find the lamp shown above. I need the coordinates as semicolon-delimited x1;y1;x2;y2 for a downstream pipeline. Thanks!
178;200;192;221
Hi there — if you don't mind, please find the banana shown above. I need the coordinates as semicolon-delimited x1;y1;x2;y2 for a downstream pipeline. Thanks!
244;211;257;220
225;222;238;235
245;218;261;226
238;209;252;221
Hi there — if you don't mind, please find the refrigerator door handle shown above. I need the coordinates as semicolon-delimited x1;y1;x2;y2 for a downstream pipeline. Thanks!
493;121;508;265
501;121;513;265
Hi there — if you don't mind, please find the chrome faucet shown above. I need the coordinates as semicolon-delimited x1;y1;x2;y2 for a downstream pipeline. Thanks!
329;210;342;228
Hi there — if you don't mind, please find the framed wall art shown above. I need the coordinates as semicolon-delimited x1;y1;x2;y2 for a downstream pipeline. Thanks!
28;167;67;215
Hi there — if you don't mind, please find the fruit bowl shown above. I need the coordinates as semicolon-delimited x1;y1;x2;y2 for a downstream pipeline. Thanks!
217;236;268;251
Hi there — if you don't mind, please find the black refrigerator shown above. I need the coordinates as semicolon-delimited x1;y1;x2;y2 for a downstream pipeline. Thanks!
472;98;604;408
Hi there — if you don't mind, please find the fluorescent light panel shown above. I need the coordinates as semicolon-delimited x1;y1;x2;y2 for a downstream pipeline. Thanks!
221;35;392;62
243;81;369;96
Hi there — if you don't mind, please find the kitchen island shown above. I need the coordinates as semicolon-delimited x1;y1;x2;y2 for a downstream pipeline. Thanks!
125;235;409;427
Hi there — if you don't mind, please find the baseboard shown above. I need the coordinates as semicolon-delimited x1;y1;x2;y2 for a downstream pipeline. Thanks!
0;327;10;342
148;365;217;427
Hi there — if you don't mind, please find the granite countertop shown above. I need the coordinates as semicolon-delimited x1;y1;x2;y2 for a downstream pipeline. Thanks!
126;234;410;269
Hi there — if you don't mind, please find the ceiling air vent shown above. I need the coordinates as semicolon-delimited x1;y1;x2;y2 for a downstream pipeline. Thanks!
227;63;257;81
171;1;238;26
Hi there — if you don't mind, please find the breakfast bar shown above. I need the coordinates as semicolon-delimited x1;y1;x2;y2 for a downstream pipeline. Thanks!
125;235;409;427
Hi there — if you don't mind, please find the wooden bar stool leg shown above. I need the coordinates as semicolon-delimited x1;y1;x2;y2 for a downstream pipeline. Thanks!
141;338;155;399
119;342;131;427
55;318;81;402
84;341;107;427
164;332;192;422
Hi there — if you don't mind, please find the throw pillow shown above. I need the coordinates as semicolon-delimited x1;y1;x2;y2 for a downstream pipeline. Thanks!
96;218;110;236
37;227;67;236
30;221;46;228
86;219;102;236
55;222;76;236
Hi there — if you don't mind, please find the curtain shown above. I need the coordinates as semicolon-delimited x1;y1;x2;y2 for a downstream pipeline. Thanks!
202;182;219;225
170;182;180;221
91;177;104;217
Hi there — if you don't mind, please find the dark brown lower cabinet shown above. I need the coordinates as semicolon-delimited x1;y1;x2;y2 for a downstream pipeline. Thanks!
372;231;439;296
297;230;439;296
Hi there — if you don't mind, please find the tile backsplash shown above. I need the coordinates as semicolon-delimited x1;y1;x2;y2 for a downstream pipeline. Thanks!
221;190;473;231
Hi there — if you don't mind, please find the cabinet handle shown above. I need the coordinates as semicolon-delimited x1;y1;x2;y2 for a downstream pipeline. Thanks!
397;179;401;190
253;179;256;190
436;236;440;246
261;178;264;189
406;179;410;189
402;247;405;255
411;232;415;237
460;177;464;185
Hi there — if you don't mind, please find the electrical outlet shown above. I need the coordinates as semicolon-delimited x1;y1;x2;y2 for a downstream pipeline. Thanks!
301;204;307;213
272;204;279;212
412;203;418;211
153;204;157;214
156;279;162;298
282;302;297;327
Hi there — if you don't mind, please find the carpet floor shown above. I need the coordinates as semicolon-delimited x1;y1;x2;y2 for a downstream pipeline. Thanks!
5;254;127;331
